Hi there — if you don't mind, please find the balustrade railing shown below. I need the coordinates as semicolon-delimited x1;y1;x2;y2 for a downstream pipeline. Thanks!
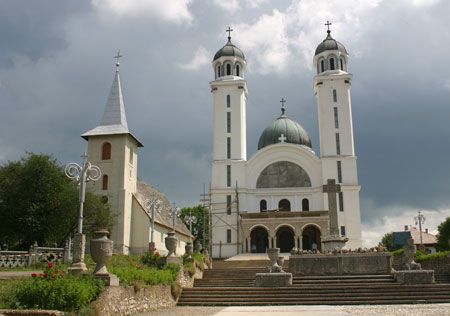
0;242;69;269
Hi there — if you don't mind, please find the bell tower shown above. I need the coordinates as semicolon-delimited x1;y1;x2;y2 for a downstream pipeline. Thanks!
313;22;362;249
210;28;248;257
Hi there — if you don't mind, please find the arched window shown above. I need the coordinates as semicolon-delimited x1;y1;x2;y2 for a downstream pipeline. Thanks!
340;58;344;71
260;200;267;212
102;175;108;190
320;60;325;72
226;64;231;75
278;199;291;212
102;142;111;160
302;198;309;211
256;161;311;188
236;65;240;77
217;65;221;78
330;58;335;70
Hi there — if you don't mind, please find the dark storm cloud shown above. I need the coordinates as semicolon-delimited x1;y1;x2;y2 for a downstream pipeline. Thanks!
0;0;449;243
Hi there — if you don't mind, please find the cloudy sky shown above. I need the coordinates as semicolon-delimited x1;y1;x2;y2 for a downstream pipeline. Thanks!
1;0;450;247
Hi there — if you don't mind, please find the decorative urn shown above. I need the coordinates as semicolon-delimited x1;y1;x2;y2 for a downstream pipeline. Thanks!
185;242;193;257
195;240;202;252
165;231;178;257
90;230;113;275
267;248;281;272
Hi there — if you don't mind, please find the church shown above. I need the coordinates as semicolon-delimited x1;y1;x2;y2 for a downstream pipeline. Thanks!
210;26;362;258
81;58;192;255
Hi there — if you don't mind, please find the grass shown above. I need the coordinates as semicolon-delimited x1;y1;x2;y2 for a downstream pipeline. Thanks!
416;250;450;262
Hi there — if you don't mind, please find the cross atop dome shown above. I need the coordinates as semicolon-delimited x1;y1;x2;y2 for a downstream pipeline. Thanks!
226;27;233;40
114;50;123;71
325;20;332;33
280;98;286;115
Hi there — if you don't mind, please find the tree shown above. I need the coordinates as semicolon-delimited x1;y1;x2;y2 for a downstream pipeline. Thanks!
381;232;394;251
180;205;209;245
437;217;450;251
0;153;115;250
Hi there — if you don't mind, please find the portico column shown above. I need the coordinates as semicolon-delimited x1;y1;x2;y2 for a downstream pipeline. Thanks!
299;236;303;250
295;235;300;249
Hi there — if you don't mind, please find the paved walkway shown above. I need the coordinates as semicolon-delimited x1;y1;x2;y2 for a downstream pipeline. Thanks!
133;304;450;316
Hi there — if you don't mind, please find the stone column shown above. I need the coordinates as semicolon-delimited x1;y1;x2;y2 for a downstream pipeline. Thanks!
68;233;88;274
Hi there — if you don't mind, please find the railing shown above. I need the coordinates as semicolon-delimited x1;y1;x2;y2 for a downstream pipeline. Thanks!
0;242;69;269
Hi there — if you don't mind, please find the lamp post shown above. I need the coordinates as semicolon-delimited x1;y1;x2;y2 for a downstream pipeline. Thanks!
168;202;181;232
415;211;426;250
65;153;101;274
184;210;197;239
143;193;162;251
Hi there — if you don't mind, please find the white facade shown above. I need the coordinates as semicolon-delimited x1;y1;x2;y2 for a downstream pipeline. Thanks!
210;31;362;258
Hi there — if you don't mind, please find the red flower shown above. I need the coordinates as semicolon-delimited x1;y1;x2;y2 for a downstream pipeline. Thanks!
31;273;37;278
43;274;48;278
39;274;43;277
138;265;142;269
156;253;160;257
48;262;53;268
52;275;56;279
57;270;63;276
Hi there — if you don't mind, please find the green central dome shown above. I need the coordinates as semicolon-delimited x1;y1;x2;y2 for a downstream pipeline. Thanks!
258;109;312;150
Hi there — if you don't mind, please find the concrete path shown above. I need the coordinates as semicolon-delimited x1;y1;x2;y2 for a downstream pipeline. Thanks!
133;304;450;316
0;270;41;280
225;253;290;261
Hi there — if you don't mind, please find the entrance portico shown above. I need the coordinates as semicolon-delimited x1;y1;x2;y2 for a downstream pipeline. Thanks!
242;211;328;253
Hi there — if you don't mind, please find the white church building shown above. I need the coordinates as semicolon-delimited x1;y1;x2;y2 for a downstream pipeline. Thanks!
210;27;362;258
81;58;192;255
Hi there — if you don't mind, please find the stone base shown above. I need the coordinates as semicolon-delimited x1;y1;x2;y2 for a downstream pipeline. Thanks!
68;262;88;275
255;272;292;287
394;270;435;284
322;235;349;251
160;256;182;266
94;273;120;286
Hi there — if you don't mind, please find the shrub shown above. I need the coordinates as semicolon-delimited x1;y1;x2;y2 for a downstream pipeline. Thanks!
15;274;104;311
0;279;21;309
109;263;179;286
141;251;162;268
183;262;196;277
391;248;404;256
416;251;450;262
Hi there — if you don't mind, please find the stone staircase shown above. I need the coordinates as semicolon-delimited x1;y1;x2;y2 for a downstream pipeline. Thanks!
178;259;450;305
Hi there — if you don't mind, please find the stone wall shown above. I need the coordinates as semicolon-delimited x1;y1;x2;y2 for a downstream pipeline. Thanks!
0;311;63;316
393;253;450;273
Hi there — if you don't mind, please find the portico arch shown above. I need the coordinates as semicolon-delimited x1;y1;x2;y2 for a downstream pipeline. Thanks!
250;226;269;253
301;225;321;251
276;225;295;253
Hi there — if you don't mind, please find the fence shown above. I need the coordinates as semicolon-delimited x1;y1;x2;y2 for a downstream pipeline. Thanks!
0;241;70;269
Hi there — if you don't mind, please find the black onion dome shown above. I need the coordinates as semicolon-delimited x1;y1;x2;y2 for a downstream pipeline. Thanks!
213;38;245;61
315;31;347;56
258;111;312;150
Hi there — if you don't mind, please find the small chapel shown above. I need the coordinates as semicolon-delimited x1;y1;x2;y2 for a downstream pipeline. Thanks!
81;56;192;255
210;25;362;258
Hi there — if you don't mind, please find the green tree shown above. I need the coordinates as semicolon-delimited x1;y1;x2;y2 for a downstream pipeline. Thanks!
0;153;115;250
180;205;209;245
381;232;394;251
437;217;450;251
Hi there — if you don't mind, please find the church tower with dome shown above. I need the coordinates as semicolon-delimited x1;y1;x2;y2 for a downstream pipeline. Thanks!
209;25;362;258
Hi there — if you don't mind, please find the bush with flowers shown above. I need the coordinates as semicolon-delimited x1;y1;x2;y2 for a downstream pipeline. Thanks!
141;249;163;268
13;262;104;312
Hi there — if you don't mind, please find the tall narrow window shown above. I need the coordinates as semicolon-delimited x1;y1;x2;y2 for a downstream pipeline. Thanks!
320;60;325;72
340;58;344;70
337;161;342;183
340;226;346;236
227;229;232;243
302;198;309;211
226;95;230;108
336;133;341;155
339;192;344;212
334;107;339;128
333;89;337;102
236;65;240;77
218;66;221;77
226;64;231;75
129;147;133;164
330;58;335;70
102;143;111;160
226;195;232;215
227;165;231;187
227;137;231;159
227;112;231;133
260;200;267;211
102;175;108;190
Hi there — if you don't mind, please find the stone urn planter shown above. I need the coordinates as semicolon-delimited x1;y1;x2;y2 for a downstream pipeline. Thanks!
90;230;113;275
277;256;285;272
268;248;281;272
185;242;193;257
165;231;178;257
195;240;202;252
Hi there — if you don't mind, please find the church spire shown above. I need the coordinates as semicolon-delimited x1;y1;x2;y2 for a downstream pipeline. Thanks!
81;53;143;147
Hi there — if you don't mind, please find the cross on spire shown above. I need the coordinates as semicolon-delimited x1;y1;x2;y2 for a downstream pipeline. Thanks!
114;50;123;70
325;20;332;34
280;98;286;115
226;27;233;40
